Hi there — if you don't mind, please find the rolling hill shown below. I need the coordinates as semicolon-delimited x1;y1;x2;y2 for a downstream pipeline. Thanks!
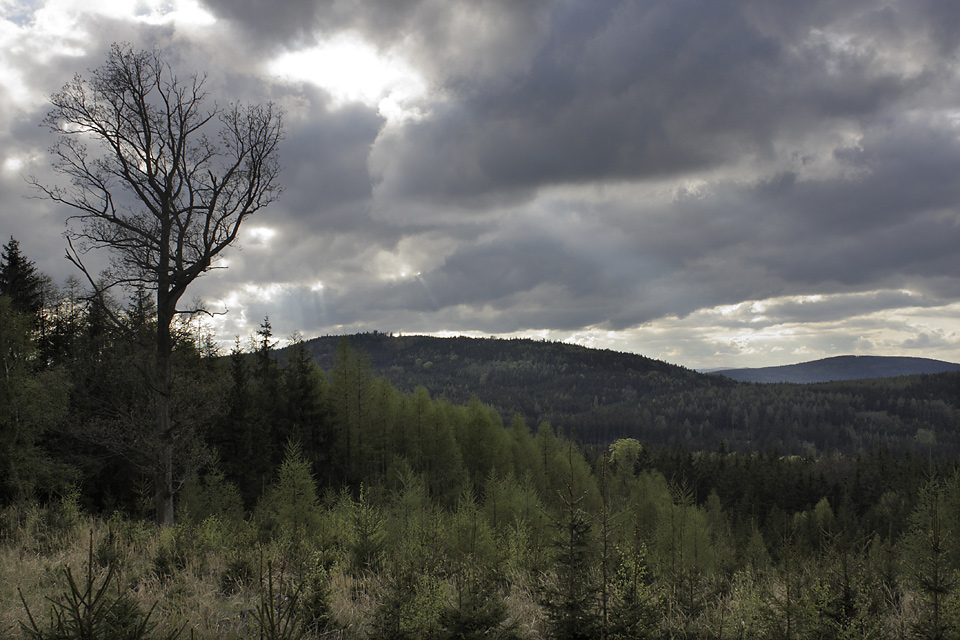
287;334;960;456
713;355;960;384
298;332;720;420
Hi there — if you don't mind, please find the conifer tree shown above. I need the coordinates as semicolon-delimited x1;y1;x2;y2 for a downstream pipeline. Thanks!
0;297;67;502
541;442;601;640
904;478;956;639
258;440;322;568
209;338;254;503
0;236;42;321
281;334;330;481
329;340;373;483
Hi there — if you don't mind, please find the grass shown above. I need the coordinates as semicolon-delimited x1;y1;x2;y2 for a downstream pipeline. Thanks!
0;498;935;639
0;504;541;639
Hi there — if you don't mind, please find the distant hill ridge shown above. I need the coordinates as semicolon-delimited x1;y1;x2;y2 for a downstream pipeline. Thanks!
295;332;717;430
284;334;960;455
714;355;960;384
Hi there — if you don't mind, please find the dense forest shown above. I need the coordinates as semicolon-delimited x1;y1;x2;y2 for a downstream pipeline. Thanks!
298;333;960;457
4;236;960;639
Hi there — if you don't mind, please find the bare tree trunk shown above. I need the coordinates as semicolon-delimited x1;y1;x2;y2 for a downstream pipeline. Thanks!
157;293;176;525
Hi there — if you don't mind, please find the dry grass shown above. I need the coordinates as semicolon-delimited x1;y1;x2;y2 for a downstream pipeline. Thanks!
0;504;932;640
0;509;267;640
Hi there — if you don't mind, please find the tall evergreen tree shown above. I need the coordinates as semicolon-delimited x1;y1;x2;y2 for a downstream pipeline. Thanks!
540;443;601;640
329;340;373;484
282;334;331;483
248;318;282;494
0;236;42;321
904;478;957;640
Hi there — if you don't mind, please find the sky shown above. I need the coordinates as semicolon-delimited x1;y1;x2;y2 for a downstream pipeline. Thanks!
2;0;960;370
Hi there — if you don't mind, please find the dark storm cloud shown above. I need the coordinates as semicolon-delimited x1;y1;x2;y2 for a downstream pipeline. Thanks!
365;0;935;204
738;120;960;290
277;98;383;221
8;0;960;366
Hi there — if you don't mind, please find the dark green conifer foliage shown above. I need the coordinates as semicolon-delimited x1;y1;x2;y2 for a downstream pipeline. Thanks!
0;237;42;322
248;318;282;491
540;442;601;640
0;296;68;503
281;335;330;481
38;276;85;367
209;338;254;504
329;339;373;484
904;478;957;640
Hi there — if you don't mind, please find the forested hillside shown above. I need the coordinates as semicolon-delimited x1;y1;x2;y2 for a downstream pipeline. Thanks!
297;333;960;458
6;240;960;639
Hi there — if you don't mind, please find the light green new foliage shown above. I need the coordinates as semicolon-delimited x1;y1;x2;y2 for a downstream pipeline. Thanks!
449;488;497;568
178;468;244;526
258;442;322;552
389;466;443;574
371;468;449;640
483;471;525;532
609;438;642;476
654;496;716;579
726;569;773;639
608;536;658;640
627;470;673;541
742;524;772;571
347;485;387;573
654;485;716;634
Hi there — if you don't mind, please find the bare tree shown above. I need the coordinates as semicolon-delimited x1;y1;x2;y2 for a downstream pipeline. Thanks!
33;43;283;524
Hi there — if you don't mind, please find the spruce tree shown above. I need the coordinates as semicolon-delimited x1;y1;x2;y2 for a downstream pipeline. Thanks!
540;443;601;640
904;478;956;639
281;334;330;482
0;236;42;321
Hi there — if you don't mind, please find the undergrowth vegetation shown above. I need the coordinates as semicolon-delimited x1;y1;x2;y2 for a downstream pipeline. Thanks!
5;451;960;639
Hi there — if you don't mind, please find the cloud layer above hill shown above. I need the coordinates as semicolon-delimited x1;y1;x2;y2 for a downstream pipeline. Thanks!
2;0;960;367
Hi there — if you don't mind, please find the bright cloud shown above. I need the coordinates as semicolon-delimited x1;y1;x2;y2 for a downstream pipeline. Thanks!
268;33;426;121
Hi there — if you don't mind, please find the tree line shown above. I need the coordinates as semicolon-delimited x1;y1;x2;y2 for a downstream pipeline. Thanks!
7;237;960;637
297;332;960;458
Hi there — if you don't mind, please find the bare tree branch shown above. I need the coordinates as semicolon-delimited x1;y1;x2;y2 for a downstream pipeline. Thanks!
35;43;283;525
